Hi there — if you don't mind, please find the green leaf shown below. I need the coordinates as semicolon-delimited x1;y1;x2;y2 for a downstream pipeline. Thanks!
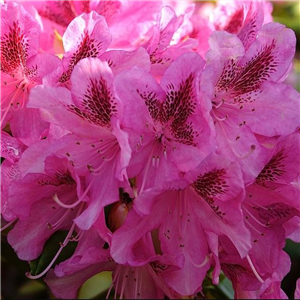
78;271;112;299
217;276;235;299
30;230;77;276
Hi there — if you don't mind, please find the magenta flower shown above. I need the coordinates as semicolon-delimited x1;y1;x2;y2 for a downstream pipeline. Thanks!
218;133;300;297
0;1;61;141
0;131;26;225
115;52;215;194
28;57;131;230
111;153;250;296
19;0;162;53
1;1;299;299
295;278;300;299
6;154;86;262
202;22;299;182
211;1;273;50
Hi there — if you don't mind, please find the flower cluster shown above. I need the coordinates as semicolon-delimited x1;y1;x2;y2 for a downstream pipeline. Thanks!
1;1;300;299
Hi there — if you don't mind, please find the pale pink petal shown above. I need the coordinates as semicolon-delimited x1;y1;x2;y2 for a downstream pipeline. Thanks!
100;47;151;75
59;11;112;83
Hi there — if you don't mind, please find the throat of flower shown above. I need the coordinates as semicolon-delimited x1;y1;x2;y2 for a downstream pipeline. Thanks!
1;77;28;127
107;265;143;299
138;139;162;196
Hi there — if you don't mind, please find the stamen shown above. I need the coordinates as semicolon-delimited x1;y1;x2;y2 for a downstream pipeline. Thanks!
119;268;128;299
47;209;70;230
0;87;23;127
139;142;157;195
26;203;84;280
70;229;84;242
248;199;269;211
213;99;225;109
246;255;264;284
243;206;270;228
211;109;228;122
156;155;160;168
106;282;114;300
52;194;80;209
27;223;75;279
89;146;119;174
230;144;256;159
244;218;264;235
0;218;17;232
190;254;210;269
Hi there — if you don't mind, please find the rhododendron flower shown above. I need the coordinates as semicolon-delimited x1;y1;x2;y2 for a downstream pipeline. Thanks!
28;57;131;231
0;1;61;142
45;224;182;299
211;0;273;50
6;154;86;259
202;22;299;182
0;131;26;224
17;0;162;53
57;11;112;85
1;1;299;299
111;153;251;296
115;52;215;194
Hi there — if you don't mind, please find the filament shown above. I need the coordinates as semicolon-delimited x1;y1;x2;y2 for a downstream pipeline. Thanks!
243;206;270;228
47;209;70;230
139;142;157;195
26;221;76;279
246;255;264;284
52;178;94;209
26;203;84;280
0;218;17;232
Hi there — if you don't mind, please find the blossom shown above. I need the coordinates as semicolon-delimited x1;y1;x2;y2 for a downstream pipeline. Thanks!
17;0;162;53
115;52;215;195
28;57;131;231
1;1;299;299
0;1;61;143
202;22;299;182
110;153;251;296
211;0;273;50
0;131;26;224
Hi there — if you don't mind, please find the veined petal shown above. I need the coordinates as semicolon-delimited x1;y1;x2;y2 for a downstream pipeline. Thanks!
60;11;112;83
240;22;296;84
70;57;119;128
1;1;40;75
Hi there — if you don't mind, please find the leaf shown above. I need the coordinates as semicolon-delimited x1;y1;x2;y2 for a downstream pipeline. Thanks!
29;230;77;276
78;271;112;299
217;276;235;299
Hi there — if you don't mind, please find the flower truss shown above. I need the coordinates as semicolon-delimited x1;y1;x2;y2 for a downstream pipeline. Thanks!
1;1;299;299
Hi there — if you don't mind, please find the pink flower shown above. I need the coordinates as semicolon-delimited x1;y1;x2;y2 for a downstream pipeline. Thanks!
220;133;300;297
211;0;273;50
295;278;300;300
115;52;215;194
7;154;85;261
28;57;131;231
202;22;299;182
142;6;195;78
111;153;250;295
1;1;61;140
19;1;162;53
0;131;26;224
44;223;181;299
